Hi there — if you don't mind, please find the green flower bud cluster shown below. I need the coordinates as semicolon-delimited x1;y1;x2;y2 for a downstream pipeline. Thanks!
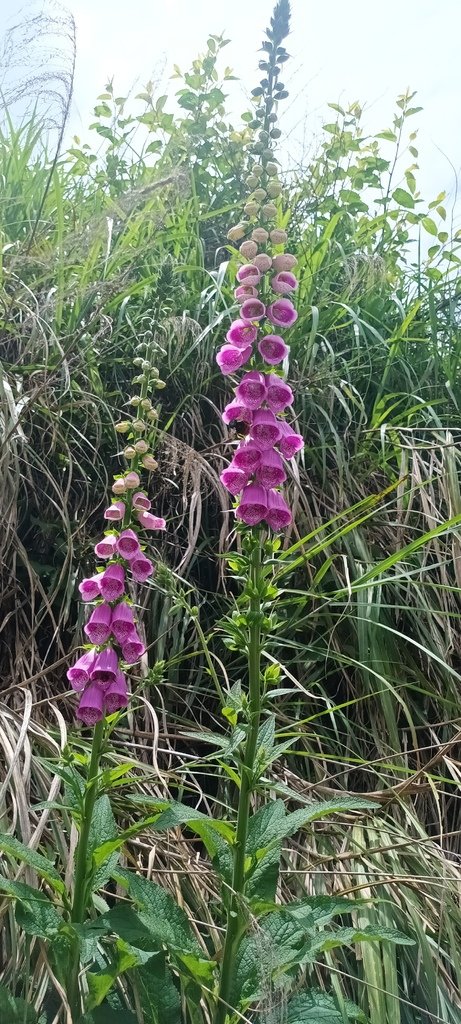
226;0;290;250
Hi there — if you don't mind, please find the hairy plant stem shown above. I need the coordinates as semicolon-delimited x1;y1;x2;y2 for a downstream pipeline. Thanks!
215;539;263;1024
67;718;104;1020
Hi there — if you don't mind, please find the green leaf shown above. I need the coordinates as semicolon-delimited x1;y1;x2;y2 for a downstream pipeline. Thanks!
87;943;139;1009
246;843;281;902
0;981;38;1023
421;216;437;236
103;904;159;953
136;954;181;1024
114;868;202;955
0;877;61;938
91;1007;137;1024
249;798;374;858
272;991;367;1024
246;799;286;857
308;924;414;957
286;895;360;931
392;187;415;209
0;834;63;891
89;796;119;889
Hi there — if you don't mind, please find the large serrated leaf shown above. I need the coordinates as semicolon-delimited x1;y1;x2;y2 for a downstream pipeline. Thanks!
267;798;375;848
287;895;364;930
114;868;202;956
0;981;38;1023
136;954;181;1024
265;990;367;1024
87;943;139;1010
246;799;286;856
0;834;63;891
0;877;61;938
89;796;119;889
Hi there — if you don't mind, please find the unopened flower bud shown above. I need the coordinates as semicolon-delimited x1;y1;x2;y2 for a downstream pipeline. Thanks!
253;188;266;202
252;227;269;243
262;203;277;220
132;375;145;384
270;128;282;140
272;252;297;272
130;396;141;407
239;240;258;260
141;361;151;371
112;479;126;495
124;472;140;489
134;440;149;454
246;174;258;189
155;380;167;389
267;180;282;198
133;357;144;367
147;409;158;421
142;454;158;471
123;445;136;459
259;130;269;144
115;420;131;433
141;398;152;410
253;253;272;273
227;224;246;242
244;201;259;217
266;161;278;176
251;164;263;177
270;228;288;245
150;367;159;378
132;418;146;431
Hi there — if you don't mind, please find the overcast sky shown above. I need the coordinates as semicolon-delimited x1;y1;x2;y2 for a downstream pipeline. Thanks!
1;0;460;220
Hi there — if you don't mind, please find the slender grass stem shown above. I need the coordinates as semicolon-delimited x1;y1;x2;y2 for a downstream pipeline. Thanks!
215;539;263;1024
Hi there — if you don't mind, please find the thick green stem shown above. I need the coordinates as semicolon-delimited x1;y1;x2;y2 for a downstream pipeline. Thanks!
215;541;262;1024
67;718;104;1020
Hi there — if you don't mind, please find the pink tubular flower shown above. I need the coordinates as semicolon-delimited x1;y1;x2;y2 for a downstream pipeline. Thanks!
94;534;118;559
251;409;282;451
116;529;140;558
277;421;304;459
104;501;125;521
67;650;96;691
99;563;125;602
124;472;141;490
122;631;146;664
235;484;268;526
240;298;266;322
90;647;119;687
266;298;298;328
137;511;166;531
220;465;250;496
234;285;258;303
265;489;292;531
232;441;261;472
226;320;259;348
265;376;294;413
76;682;105;726
256;449;287;488
222;400;253;425
236;263;261;287
132;492;151;512
235;371;267;410
79;574;101;602
84;603;112;645
271;271;298;294
130;554;155;583
216;344;251;376
111;602;136;643
105;671;128;714
258;334;289;366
